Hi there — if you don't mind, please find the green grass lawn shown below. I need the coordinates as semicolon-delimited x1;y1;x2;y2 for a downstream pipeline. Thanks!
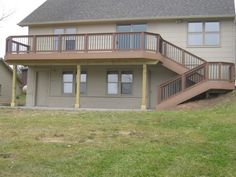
0;97;236;177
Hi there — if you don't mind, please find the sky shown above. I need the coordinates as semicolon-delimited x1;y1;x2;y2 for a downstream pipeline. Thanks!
0;0;236;58
0;0;46;57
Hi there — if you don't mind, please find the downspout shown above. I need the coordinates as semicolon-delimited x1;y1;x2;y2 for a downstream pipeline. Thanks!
234;16;236;85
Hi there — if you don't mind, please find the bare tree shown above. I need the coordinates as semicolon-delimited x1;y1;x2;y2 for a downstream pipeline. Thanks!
0;10;14;22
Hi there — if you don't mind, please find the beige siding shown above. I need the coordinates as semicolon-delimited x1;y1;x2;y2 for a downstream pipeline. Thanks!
29;19;235;64
0;63;21;103
148;19;235;63
26;64;176;109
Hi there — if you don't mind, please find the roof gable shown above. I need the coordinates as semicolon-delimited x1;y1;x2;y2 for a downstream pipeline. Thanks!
19;0;235;26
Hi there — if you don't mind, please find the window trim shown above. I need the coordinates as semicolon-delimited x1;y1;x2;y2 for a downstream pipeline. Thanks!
62;71;75;95
80;71;87;95
107;71;119;95
106;70;134;96
187;21;221;48
121;71;133;95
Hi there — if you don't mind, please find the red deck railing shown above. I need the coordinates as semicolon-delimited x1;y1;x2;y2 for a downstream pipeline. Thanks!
5;32;235;104
158;62;235;103
6;32;205;69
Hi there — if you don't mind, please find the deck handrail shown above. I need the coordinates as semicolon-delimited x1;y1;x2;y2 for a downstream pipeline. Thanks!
5;32;235;104
158;62;235;103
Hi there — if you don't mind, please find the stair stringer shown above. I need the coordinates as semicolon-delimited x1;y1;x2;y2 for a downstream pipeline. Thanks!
156;80;235;110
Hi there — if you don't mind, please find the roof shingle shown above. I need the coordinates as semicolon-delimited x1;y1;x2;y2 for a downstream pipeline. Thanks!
19;0;235;26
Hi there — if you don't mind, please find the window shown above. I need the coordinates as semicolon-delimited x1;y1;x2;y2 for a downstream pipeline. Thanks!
188;22;220;46
62;72;74;94
107;71;119;94
0;85;2;96
121;72;133;94
80;71;87;94
116;24;146;49
107;71;133;95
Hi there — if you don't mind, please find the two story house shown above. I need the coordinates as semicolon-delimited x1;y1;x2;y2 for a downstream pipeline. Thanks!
5;0;236;110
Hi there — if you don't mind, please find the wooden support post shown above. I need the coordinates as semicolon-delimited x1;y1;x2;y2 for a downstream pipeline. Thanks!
141;64;147;110
75;65;81;108
11;65;17;107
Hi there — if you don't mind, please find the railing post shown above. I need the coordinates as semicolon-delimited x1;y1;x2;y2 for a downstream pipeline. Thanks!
16;44;20;54
218;63;222;80
156;35;160;53
157;86;162;104
32;35;37;53
141;32;145;51
7;37;12;54
205;63;209;80
182;50;185;65
5;38;9;54
84;34;88;52
112;33;116;51
163;42;167;56
181;75;186;91
58;35;62;53
230;65;235;82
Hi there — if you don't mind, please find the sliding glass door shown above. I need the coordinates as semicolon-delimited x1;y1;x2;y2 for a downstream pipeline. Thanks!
116;24;146;50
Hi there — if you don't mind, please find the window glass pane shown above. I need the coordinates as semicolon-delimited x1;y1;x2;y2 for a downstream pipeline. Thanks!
188;34;203;45
80;83;86;94
81;73;87;82
132;24;146;32
121;83;132;94
63;74;73;82
205;22;220;32
64;83;73;93
54;29;64;35
108;72;118;82
188;22;203;32
205;33;220;45
108;83;118;94
117;25;132;32
65;28;76;34
121;73;133;83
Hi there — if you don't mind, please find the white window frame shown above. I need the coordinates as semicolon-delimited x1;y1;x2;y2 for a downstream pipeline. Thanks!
187;21;220;47
62;71;74;95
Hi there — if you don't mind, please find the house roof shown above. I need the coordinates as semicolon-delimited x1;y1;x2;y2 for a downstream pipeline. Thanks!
0;58;22;84
19;0;235;26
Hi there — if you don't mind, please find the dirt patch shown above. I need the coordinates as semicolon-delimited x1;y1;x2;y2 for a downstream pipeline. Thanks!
0;153;15;159
174;91;236;111
41;137;65;144
116;130;144;137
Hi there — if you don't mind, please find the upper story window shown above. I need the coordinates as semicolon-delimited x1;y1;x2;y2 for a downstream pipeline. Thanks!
54;28;77;51
188;22;220;46
116;24;146;49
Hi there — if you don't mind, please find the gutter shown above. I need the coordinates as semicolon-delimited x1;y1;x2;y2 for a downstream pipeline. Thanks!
18;15;236;27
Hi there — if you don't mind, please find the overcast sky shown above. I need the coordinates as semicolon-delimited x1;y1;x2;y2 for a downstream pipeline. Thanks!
0;0;236;58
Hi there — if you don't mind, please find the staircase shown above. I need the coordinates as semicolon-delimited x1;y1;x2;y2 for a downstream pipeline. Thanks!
156;38;235;110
